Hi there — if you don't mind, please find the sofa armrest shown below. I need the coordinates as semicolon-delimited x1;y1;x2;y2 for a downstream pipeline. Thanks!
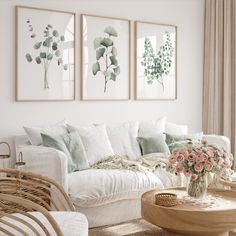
203;135;231;153
17;145;68;192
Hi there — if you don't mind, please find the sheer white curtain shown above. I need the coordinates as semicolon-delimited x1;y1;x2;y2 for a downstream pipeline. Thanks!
203;0;236;165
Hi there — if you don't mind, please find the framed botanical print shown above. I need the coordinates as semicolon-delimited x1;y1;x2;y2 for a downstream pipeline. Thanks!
16;6;75;101
81;14;130;100
135;21;177;100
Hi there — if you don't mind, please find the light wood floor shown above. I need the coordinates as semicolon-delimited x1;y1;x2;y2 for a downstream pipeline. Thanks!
89;219;236;236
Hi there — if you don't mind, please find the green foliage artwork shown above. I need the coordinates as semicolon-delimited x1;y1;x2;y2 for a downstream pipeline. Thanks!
92;26;120;93
25;19;68;89
141;32;174;91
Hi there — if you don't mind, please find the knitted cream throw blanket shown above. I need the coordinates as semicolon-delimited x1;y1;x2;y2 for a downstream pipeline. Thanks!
91;153;169;173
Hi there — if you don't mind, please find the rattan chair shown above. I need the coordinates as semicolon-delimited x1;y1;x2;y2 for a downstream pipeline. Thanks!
0;168;88;236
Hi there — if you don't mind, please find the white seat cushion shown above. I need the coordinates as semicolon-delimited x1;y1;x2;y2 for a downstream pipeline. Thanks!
68;169;164;207
0;211;88;236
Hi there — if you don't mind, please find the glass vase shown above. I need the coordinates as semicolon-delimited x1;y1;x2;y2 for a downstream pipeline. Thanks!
187;175;207;199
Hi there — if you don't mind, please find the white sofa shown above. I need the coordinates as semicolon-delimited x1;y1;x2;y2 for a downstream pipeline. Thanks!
14;121;231;228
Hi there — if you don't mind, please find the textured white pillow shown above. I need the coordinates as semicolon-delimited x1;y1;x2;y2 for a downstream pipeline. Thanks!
24;120;68;145
139;117;166;137
67;124;114;166
165;122;188;134
106;122;141;161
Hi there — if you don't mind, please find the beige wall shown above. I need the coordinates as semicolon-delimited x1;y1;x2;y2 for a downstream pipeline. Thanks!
0;0;204;156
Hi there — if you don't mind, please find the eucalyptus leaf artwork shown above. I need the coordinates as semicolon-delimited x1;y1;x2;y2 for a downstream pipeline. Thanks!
92;26;120;93
25;19;67;89
136;21;177;100
141;32;174;91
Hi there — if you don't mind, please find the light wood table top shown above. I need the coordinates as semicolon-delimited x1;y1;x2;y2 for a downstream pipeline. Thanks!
141;187;236;236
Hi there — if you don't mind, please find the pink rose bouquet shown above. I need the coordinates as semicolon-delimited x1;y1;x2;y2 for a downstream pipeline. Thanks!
166;142;233;181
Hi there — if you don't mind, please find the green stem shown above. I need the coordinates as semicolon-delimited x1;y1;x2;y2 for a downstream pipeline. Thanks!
104;48;109;93
104;77;107;93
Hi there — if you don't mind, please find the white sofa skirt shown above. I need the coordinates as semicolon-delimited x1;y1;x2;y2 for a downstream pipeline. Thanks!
75;198;141;228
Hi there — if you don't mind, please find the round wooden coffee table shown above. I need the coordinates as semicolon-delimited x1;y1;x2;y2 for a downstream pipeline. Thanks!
141;188;236;236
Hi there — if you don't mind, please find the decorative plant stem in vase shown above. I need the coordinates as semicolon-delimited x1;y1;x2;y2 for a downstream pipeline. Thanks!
187;174;207;199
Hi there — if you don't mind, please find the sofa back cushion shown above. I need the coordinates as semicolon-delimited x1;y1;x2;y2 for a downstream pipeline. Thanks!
137;134;170;155
106;122;141;161
68;124;114;166
24;120;68;146
165;122;188;135
139;117;166;137
41;132;89;173
165;132;203;145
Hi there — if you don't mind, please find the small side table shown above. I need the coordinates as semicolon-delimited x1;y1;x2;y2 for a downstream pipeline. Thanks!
15;152;26;170
0;142;11;169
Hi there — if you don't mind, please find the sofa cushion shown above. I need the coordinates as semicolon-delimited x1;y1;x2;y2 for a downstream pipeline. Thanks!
137;134;170;155
165;122;188;134
68;169;164;207
24;120;68;145
165;132;203;145
139;117;166;137
41;132;89;173
67;124;114;166
106;121;141;161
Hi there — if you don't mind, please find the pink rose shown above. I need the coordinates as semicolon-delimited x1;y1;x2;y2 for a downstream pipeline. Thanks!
218;158;224;166
182;151;189;160
193;147;202;154
176;163;183;173
179;148;187;154
205;161;213;171
200;153;208;162
206;149;214;157
191;174;198;181
194;162;203;172
188;154;195;162
195;155;202;163
177;154;184;162
184;169;191;177
169;155;177;164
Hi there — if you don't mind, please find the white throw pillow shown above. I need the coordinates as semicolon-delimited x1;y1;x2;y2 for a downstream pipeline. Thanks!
106;122;141;161
165;122;188;134
67;124;114;166
139;117;166;137
24;120;68;146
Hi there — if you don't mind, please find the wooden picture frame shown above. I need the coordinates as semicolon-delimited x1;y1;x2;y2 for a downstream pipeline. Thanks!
135;21;177;100
16;6;76;101
81;14;131;101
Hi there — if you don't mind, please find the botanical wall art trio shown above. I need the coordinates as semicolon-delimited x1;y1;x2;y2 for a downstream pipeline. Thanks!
16;6;177;101
16;6;75;101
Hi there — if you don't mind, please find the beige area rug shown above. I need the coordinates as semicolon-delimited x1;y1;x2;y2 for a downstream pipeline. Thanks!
89;219;164;236
89;219;236;236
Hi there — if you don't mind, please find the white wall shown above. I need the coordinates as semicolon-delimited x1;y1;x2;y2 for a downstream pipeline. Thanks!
0;0;204;156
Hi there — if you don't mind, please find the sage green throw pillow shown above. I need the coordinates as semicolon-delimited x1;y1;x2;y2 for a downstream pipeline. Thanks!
137;134;170;155
165;132;203;145
41;132;89;173
168;140;201;153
